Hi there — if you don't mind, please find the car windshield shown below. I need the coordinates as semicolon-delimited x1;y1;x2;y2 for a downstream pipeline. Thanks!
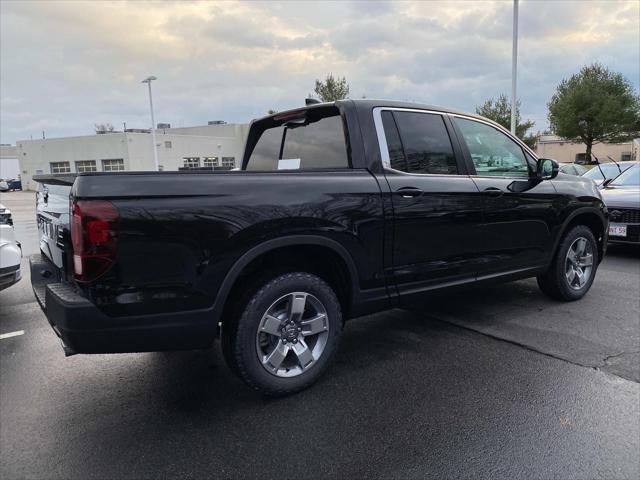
610;165;640;187
582;163;628;180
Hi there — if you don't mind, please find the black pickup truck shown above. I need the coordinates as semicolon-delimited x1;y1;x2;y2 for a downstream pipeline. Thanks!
31;100;608;395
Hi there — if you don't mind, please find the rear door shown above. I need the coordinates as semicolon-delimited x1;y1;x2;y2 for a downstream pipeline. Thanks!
450;115;559;276
374;108;484;299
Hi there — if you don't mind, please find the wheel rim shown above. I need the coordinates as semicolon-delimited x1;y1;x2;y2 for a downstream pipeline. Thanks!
564;236;594;290
255;292;330;378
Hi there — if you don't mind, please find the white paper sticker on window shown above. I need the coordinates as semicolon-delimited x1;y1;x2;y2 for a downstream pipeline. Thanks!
278;158;301;170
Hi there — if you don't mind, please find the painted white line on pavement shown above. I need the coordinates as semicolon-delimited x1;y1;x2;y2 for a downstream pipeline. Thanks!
0;330;25;340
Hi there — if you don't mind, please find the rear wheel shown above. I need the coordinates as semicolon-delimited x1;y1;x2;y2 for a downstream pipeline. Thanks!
537;225;598;301
223;272;342;396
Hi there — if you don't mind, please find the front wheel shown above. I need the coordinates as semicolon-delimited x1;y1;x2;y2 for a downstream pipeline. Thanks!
537;225;598;301
223;272;342;396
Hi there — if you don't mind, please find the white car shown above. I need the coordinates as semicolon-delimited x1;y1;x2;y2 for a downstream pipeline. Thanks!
582;161;636;186
0;223;22;290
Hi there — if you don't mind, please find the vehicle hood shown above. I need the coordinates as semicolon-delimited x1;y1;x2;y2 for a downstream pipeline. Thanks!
552;173;602;201
600;186;640;209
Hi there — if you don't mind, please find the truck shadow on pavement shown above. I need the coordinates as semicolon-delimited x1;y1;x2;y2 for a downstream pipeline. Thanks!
38;300;639;480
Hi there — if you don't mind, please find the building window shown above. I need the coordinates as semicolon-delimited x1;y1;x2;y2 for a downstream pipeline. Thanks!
102;158;125;171
164;141;172;149
221;156;235;169
50;162;71;173
575;153;587;164
621;152;632;162
75;160;97;173
203;157;218;168
183;157;201;169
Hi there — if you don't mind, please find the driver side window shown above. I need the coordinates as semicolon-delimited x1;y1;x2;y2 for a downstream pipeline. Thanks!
453;117;533;177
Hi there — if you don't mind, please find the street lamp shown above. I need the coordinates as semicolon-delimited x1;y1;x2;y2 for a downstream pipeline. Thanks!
141;75;159;171
510;0;519;135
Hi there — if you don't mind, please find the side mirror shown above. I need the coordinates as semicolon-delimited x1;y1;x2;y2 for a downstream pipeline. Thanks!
537;158;559;180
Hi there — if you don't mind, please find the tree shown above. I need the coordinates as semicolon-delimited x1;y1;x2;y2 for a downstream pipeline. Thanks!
267;109;278;115
95;123;115;134
314;73;350;102
548;63;640;162
475;94;536;148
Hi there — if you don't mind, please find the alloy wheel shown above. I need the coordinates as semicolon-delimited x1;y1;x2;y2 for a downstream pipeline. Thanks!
564;236;594;290
255;292;330;378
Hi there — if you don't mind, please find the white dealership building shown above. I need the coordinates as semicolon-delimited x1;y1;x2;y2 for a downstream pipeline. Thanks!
15;122;250;191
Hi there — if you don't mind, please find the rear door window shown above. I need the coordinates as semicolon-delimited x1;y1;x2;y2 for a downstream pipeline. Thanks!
381;110;458;175
247;109;349;170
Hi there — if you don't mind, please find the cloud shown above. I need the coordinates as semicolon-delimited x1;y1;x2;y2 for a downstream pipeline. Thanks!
1;0;638;143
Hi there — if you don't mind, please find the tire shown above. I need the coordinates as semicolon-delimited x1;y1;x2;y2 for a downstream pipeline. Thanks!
222;272;342;396
537;225;599;301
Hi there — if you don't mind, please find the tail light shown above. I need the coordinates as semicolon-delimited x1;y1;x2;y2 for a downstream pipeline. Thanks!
70;200;119;282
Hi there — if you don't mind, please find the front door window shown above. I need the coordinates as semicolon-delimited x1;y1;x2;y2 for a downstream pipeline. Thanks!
453;117;534;177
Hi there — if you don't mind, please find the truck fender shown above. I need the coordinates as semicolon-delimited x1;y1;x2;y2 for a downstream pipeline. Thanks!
211;235;360;323
550;205;608;264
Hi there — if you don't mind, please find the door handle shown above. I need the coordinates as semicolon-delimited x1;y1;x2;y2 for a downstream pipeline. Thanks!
395;187;423;198
482;187;504;197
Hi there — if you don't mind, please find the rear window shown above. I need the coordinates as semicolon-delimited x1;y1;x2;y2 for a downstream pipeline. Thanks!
246;108;349;171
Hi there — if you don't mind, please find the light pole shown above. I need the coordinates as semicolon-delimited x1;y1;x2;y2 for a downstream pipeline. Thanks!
510;0;519;135
141;76;159;171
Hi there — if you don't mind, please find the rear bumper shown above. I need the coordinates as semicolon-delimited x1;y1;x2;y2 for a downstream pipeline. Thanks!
30;254;216;354
0;264;21;291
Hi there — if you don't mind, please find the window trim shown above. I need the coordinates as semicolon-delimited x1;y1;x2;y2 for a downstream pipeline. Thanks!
49;161;71;174
183;157;201;169
373;107;467;177
450;113;539;180
101;158;125;172
75;160;98;173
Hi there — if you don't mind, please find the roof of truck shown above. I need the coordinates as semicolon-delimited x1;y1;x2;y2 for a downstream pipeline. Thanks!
254;98;484;125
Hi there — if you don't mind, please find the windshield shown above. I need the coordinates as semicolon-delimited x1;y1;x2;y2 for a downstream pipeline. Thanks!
610;165;640;187
582;163;626;180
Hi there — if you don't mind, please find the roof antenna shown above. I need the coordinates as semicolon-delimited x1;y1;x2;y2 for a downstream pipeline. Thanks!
305;97;320;106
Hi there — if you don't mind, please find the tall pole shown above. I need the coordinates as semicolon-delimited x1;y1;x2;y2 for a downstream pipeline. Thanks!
510;0;519;135
142;76;159;171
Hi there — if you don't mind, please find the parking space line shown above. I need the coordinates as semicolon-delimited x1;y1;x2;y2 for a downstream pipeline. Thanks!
0;330;25;340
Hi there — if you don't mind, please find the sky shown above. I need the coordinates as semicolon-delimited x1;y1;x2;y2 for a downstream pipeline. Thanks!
1;0;638;144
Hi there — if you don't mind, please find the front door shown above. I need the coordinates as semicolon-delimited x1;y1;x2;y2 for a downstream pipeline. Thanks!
375;108;484;299
450;115;559;277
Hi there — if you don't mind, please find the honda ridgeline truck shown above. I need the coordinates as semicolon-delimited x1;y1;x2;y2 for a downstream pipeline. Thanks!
31;100;608;395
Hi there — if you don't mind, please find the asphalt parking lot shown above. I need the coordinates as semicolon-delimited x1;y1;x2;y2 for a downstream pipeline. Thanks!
1;190;639;479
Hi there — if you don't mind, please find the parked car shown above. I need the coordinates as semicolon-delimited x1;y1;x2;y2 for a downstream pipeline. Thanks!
0;223;22;291
600;163;640;244
0;180;8;192
31;100;608;396
559;163;588;176
0;203;13;226
7;179;22;191
582;161;636;186
34;175;75;270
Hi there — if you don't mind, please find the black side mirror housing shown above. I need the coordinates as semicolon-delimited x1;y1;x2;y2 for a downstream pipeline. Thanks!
537;158;559;180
